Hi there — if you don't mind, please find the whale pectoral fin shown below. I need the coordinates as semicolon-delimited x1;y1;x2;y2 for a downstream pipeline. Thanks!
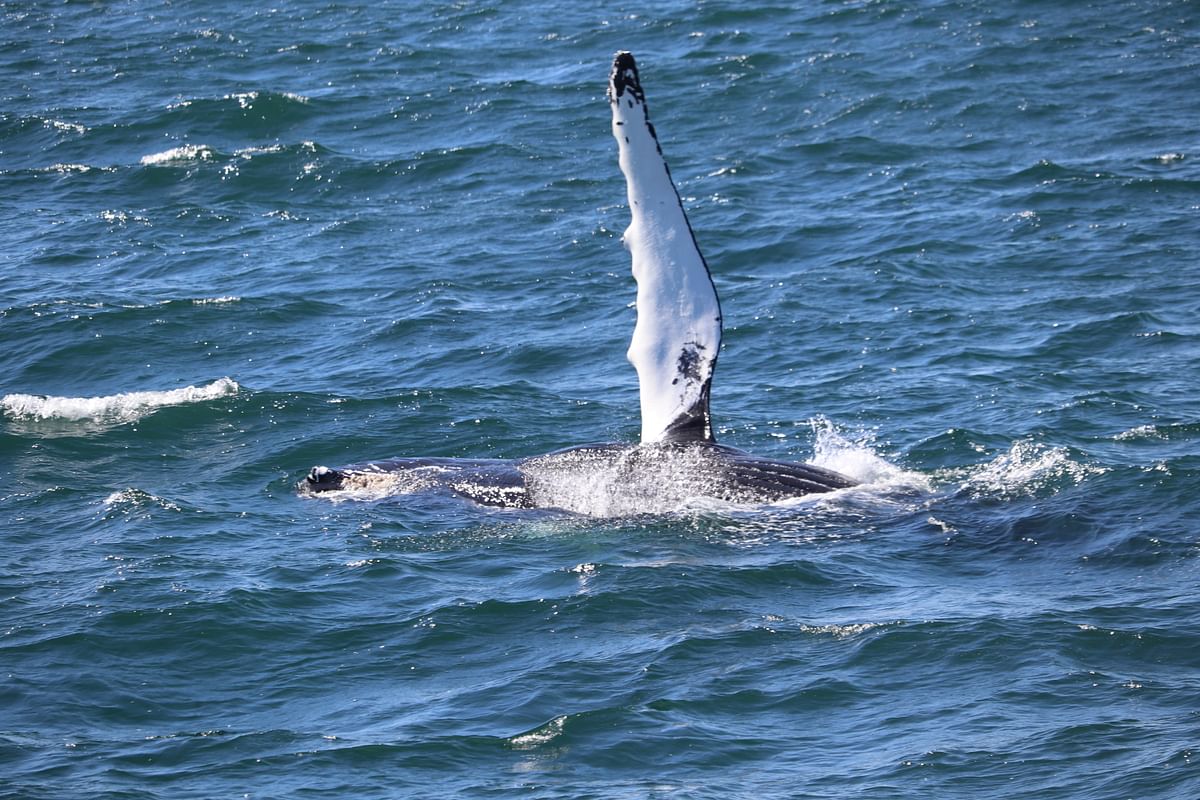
610;51;723;445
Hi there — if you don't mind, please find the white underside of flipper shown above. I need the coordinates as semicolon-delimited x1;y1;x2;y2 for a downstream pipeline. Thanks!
609;52;723;444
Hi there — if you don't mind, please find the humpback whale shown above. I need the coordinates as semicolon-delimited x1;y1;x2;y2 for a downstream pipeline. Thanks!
303;52;856;511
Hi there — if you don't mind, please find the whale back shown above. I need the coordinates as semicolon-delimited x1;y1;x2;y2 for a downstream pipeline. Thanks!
609;51;723;444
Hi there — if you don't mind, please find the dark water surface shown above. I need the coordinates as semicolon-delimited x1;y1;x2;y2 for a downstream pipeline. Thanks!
3;1;1199;797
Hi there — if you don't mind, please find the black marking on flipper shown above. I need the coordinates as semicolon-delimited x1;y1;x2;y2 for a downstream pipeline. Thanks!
609;52;660;158
609;51;645;104
672;342;706;386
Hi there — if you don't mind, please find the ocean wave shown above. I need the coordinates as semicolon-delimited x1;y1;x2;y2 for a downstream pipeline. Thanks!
103;487;185;515
99;209;151;225
229;90;310;108
2;378;239;423
139;144;217;166
0;162;117;178
176;90;311;109
158;90;317;141
796;620;899;639
43;118;87;135
135;139;329;181
3;297;242;322
1114;424;1166;442
233;141;317;158
1113;421;1200;442
37;162;102;174
948;439;1106;499
506;715;567;750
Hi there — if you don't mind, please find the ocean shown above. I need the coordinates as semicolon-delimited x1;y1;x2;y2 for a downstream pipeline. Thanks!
2;1;1198;797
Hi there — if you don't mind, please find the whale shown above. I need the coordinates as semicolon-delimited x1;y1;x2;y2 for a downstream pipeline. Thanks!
302;51;856;511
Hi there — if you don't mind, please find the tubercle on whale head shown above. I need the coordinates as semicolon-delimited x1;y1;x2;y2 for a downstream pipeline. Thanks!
609;51;644;104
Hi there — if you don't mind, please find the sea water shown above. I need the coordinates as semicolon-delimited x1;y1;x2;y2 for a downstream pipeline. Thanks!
2;2;1199;797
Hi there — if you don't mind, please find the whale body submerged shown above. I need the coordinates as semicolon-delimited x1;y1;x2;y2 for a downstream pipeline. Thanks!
303;52;856;511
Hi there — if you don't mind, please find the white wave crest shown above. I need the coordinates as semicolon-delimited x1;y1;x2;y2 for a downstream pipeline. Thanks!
797;621;897;638
39;162;95;174
44;118;87;135
233;143;285;158
100;209;151;225
140;144;216;166
103;487;183;513
225;91;309;109
2;378;238;422
1114;424;1165;441
508;715;567;749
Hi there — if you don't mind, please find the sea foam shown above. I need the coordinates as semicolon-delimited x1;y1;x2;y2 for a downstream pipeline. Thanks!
2;378;238;422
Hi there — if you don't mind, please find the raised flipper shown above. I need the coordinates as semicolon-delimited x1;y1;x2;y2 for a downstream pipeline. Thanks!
609;51;723;444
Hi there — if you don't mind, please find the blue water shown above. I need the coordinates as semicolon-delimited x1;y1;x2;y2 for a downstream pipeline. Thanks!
3;1;1199;797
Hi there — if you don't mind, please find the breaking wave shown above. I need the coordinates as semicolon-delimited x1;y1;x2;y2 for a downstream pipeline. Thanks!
139;144;218;166
944;439;1107;499
2;378;239;423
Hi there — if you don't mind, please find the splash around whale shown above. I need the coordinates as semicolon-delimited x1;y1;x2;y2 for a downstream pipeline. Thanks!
302;52;857;513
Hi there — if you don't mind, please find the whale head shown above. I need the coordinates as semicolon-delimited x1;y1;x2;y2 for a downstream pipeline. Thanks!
304;465;345;492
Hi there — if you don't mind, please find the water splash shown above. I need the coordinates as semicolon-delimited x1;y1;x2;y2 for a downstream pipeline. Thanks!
949;439;1106;499
809;417;929;492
